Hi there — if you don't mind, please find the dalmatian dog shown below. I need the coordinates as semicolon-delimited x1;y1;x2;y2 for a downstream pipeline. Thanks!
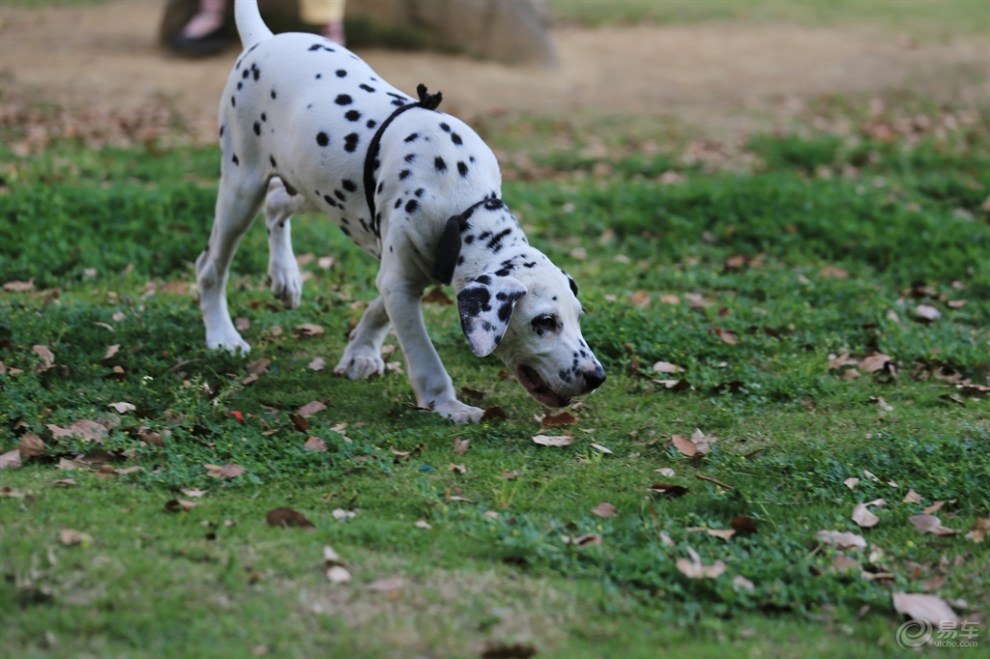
195;0;605;423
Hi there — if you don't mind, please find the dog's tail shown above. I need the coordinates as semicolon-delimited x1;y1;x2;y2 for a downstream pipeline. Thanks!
234;0;274;49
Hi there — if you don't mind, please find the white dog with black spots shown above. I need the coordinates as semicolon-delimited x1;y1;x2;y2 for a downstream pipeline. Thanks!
196;0;605;423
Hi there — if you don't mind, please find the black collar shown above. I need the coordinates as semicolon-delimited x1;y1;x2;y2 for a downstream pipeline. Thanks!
363;83;443;235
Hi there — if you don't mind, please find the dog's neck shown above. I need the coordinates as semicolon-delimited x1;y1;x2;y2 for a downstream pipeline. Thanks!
448;206;533;289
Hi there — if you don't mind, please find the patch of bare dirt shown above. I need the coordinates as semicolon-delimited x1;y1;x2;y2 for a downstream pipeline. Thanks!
0;1;985;150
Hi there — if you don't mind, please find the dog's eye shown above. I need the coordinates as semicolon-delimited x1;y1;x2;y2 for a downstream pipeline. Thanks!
531;314;557;335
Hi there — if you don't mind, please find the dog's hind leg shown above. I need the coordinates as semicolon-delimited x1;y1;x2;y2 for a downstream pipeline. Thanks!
196;168;266;353
264;177;305;309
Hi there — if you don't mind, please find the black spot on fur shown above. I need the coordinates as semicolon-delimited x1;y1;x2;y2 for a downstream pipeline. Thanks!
219;125;225;137
230;96;236;107
366;119;377;128
334;189;346;202
394;199;402;209
451;132;463;145
439;122;451;132
316;132;330;147
335;94;353;105
315;73;322;80
457;161;469;177
336;69;347;77
405;199;419;213
405;133;419;143
271;89;277;99
237;81;243;90
345;110;361;122
342;179;357;193
434;157;447;172
269;155;277;167
415;188;424;197
261;113;267;122
323;194;337;207
344;133;360;152
359;84;376;93
399;170;411;180
231;154;239;166
404;153;416;163
253;122;261;136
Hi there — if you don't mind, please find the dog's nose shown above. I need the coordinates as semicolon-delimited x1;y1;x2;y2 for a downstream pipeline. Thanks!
581;364;606;393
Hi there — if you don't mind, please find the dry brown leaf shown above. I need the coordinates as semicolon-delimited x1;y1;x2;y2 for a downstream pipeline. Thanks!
730;515;759;535
590;442;613;455
180;488;206;498
648;483;689;498
453;438;470;455
844;477;861;489
57;457;87;471
655;467;676;477
688;527;736;541
108;401;136;414
859;353;894;373
18;433;45;460
303;436;328;452
332;508;357;521
295;323;325;338
296;401;327;418
414;520;432;530
32;345;55;372
0;486;26;498
652;361;685;374
59;529;93;546
852;500;886;528
164;498;199;513
326;565;352;584
816;530;867;549
448;463;467;475
676;547;726;579
265;507;315;529
914;305;942;323
733;575;755;592
241;358;271;385
965;517;990;543
205;463;245;479
892;592;958;624
532;434;573;447
591;502;618;518
101;344;121;365
562;533;603;547
539;411;576;427
903;489;923;504
711;327;738;345
923;500;947;515
3;279;34;292
308;356;326;371
0;449;22;470
908;514;959;536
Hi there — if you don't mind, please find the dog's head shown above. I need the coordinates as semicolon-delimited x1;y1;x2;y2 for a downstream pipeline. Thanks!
457;263;605;407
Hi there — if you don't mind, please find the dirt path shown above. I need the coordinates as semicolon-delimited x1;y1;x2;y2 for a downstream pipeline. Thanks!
0;1;984;147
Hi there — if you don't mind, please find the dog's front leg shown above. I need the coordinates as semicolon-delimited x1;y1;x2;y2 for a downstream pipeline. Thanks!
378;273;484;424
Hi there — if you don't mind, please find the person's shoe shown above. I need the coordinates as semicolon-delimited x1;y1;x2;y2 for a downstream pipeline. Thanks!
170;25;233;58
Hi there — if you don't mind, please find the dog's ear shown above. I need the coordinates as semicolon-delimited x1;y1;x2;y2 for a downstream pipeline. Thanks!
457;274;526;357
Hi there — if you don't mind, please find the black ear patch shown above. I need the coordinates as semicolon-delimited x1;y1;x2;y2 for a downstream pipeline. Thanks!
566;274;578;298
432;213;466;284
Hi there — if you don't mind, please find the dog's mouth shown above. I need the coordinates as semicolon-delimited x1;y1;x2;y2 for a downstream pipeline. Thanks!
516;365;571;408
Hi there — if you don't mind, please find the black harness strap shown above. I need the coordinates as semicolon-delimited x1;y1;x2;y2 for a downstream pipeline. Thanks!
364;83;443;233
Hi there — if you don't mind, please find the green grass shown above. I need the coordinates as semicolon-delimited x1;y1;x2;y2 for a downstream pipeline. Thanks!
2;97;990;657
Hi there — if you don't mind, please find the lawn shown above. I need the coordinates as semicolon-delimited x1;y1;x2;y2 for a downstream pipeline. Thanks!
2;3;989;658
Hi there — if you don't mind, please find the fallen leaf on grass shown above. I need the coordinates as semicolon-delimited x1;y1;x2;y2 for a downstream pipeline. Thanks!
414;520;432;530
903;489;923;504
241;358;271;385
688;527;735;541
539;411;576;427
59;529;93;546
844;477;861;489
532;434;572;447
655;467;676;477
265;507;315;529
101;344;121;365
676;547;726;579
590;442;612;455
57;457;88;471
923;500;947;515
19;433;45;460
671;429;716;459
3;279;34;292
892;592;958;624
52;478;78;487
852;499;886;528
710;327;738;346
295;401;326;418
303;436;328;452
108;401;136;414
733;575;755;593
48;420;107;443
965;518;990;543
453;438;470;455
180;488;206;498
205;463;245;479
295;323;325;338
731;515;759;535
0;486;26;498
326;565;352;584
591;502;617;518
694;473;734;490
308;356;326;371
0;449;22;469
448;463;467;475
816;530;867;549
648;483;689;498
33;345;55;372
913;305;942;323
562;533;603;547
908;514;959;536
164;498;199;513
652;361;685;374
332;508;357;521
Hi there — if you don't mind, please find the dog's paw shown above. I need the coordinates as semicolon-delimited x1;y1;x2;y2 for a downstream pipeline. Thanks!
207;331;251;355
269;262;302;309
333;352;385;380
433;399;485;424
